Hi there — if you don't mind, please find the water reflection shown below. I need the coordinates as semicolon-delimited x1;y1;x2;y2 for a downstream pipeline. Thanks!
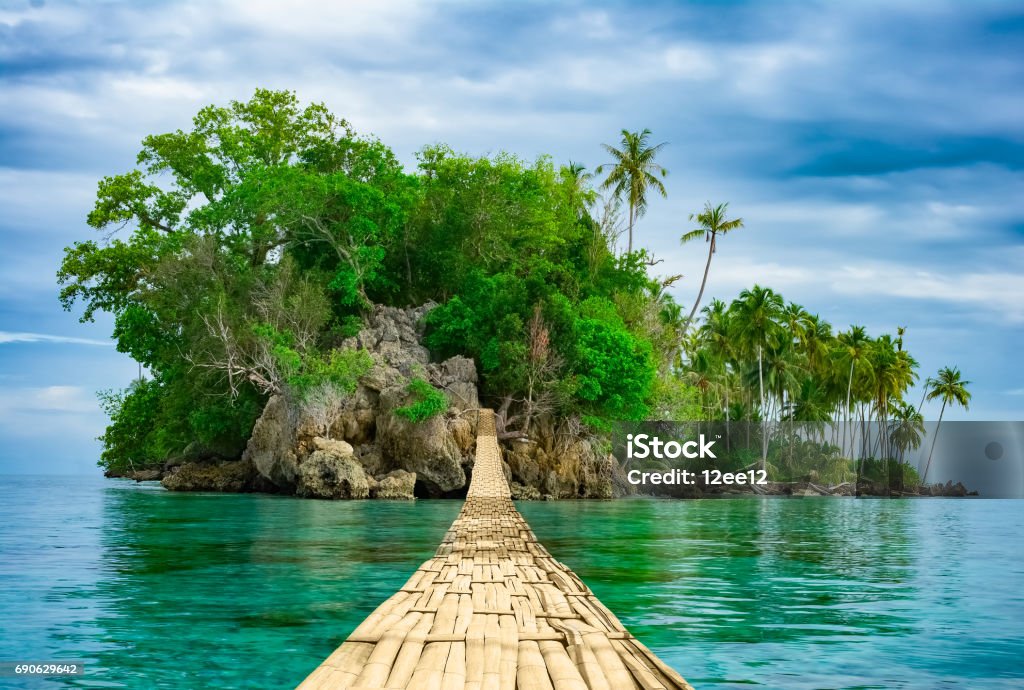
520;498;1024;689
3;477;1022;690
63;485;460;689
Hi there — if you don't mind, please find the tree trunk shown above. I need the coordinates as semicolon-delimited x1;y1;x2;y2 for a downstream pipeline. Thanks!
843;358;854;459
922;400;946;484
627;203;634;254
725;386;731;452
759;344;766;472
681;234;716;339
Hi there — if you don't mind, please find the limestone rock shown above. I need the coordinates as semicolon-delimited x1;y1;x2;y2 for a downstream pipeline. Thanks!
354;444;385;476
501;429;613;499
312;436;354;458
449;416;476;455
128;469;162;482
340;303;435;374
510;482;541;500
375;470;417;500
377;411;466;496
427;356;480;411
162;459;260;492
243;395;299;490
296;450;370;499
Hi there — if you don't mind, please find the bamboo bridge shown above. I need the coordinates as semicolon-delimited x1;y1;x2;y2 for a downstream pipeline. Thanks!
297;409;693;690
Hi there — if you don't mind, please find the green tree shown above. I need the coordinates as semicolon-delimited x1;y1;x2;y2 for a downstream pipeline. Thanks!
729;285;784;469
922;366;971;482
889;401;925;466
833;325;873;458
58;90;415;470
596;129;668;254
680;202;744;336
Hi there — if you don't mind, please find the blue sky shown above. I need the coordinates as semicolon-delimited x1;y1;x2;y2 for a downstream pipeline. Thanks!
1;0;1022;474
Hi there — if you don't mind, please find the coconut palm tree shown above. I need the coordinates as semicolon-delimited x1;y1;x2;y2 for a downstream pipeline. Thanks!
867;336;917;461
697;299;737;440
921;366;971;483
729;285;784;470
780;302;810;344
800;314;835;383
561;161;596;218
680;202;744;336
596;129;668;254
833;326;873;458
787;377;833;424
889;401;925;465
683;349;720;423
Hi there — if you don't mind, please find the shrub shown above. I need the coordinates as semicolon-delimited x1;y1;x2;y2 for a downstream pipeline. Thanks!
394;378;448;423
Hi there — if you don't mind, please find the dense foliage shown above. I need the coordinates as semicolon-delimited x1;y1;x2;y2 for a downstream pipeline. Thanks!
61;90;967;484
680;288;972;483
61;91;681;472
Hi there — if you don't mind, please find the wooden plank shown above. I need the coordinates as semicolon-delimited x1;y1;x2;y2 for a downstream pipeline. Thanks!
295;409;691;690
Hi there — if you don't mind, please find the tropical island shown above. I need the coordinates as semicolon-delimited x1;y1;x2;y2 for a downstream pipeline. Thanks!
59;89;972;500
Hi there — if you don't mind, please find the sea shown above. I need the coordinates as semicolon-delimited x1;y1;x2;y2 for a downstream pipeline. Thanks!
1;475;1022;689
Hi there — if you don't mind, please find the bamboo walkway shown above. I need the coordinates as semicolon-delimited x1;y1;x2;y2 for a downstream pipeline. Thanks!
297;409;693;690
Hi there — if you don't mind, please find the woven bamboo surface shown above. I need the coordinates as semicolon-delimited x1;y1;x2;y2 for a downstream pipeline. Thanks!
296;409;693;690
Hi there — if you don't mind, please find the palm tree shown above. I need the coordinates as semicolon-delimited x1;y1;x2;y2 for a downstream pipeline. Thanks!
867;336;917;461
680;202;744;336
833;326;873;459
561;161;596;218
596;128;668;254
729;285;784;470
921;366;971;483
698;299;735;441
787;377;833;424
799;313;834;381
888;401;925;465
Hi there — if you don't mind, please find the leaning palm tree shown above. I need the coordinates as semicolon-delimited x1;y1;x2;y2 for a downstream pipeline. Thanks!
596;129;668;254
680;202;744;337
921;366;971;483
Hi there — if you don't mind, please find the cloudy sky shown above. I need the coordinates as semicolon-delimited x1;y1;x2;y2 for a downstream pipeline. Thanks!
1;0;1022;474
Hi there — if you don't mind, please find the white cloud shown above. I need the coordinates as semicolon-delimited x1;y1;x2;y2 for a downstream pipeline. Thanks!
0;386;102;439
215;0;427;42
830;263;1024;321
0;331;111;346
22;385;99;413
0;384;98;415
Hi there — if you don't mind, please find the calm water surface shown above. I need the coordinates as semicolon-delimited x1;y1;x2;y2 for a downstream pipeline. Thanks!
1;476;1022;689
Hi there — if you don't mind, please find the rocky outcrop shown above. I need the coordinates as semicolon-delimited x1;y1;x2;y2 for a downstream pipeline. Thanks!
126;469;162;482
242;395;299;489
510;482;541;500
376;403;466;496
428;356;480;411
374;470;417;499
296;438;371;500
161;459;265;493
223;303;478;500
160;303;614;501
502;417;615;499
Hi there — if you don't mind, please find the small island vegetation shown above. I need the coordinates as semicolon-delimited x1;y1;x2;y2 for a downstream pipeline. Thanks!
60;90;969;495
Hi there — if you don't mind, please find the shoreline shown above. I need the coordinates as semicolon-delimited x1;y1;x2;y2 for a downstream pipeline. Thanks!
107;472;978;499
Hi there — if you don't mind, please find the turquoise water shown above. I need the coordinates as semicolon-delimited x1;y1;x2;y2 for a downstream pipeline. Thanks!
1;476;1022;689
